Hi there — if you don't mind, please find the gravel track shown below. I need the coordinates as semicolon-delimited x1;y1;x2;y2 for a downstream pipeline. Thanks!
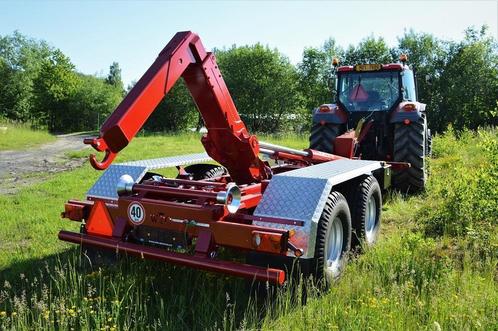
0;133;90;194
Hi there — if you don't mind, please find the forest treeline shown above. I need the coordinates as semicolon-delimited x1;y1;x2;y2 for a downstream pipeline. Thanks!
1;26;497;134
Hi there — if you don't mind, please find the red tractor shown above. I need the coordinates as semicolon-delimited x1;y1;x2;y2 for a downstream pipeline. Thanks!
310;58;431;192
60;32;398;287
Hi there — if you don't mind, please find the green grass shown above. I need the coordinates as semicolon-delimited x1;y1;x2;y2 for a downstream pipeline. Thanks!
0;122;55;151
0;131;496;330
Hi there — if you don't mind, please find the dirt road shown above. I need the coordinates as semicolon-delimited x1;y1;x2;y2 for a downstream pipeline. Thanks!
0;133;90;194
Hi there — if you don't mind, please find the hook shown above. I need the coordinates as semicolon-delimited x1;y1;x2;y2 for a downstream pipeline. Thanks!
89;150;117;170
84;137;116;170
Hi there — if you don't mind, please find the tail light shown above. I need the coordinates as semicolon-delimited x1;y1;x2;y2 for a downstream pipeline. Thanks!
401;103;417;112
319;105;331;113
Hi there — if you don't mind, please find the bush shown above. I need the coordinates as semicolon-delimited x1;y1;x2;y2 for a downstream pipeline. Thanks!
419;128;498;241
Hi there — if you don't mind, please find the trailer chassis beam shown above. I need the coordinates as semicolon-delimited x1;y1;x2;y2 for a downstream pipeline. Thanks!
59;231;286;285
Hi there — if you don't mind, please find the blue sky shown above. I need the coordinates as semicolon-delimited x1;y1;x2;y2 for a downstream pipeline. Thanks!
1;1;497;86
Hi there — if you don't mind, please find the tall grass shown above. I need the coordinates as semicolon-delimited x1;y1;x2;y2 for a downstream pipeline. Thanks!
0;130;496;330
0;121;55;151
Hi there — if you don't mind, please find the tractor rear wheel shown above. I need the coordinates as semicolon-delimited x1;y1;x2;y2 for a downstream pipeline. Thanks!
426;128;433;157
309;123;342;153
392;116;427;193
313;191;352;285
348;176;382;249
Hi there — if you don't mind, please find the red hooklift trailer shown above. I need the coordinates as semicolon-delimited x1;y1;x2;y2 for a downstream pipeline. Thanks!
59;31;391;286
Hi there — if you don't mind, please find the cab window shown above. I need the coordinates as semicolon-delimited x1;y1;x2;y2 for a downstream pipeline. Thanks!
402;70;416;101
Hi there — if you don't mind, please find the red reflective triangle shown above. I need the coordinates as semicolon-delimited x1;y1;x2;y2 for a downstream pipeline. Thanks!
86;200;113;236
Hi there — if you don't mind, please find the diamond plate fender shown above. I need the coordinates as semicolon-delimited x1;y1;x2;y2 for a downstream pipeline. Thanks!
87;152;212;200
254;159;383;259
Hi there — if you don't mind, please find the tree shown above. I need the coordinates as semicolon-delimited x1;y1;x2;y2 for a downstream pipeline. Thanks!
343;36;394;65
297;38;344;112
143;80;198;132
32;49;79;132
105;61;124;95
67;74;123;132
0;31;51;122
435;26;498;131
397;30;447;130
216;44;305;133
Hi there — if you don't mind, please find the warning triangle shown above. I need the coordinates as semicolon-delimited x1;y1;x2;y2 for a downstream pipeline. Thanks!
86;200;114;236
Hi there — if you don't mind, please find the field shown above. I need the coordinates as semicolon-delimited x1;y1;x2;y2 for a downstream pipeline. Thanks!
0;122;55;151
0;130;496;330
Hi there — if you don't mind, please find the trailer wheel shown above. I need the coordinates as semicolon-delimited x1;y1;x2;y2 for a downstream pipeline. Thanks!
309;123;342;154
314;191;352;284
349;176;381;249
182;164;226;180
393;116;427;193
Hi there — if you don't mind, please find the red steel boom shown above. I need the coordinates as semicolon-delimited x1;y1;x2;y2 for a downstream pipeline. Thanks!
84;31;269;185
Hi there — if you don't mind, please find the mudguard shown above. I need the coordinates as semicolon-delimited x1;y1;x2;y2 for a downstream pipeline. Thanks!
312;104;348;124
390;101;426;123
253;159;385;258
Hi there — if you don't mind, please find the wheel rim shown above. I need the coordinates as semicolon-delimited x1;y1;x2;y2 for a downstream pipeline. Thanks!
325;217;344;277
365;196;377;244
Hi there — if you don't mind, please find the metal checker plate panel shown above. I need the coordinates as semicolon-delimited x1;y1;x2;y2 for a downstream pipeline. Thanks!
87;153;213;200
87;165;147;200
122;152;212;170
254;159;382;258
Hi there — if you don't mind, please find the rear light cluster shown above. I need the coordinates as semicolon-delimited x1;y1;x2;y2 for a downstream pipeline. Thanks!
401;103;417;112
319;104;338;113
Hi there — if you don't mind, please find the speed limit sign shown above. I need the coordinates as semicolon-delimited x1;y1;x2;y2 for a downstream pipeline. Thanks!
128;202;145;225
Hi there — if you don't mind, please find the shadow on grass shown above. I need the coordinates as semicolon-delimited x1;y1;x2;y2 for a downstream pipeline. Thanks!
0;246;305;330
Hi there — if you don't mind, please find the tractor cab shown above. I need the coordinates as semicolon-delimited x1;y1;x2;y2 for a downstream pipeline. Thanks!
335;63;416;113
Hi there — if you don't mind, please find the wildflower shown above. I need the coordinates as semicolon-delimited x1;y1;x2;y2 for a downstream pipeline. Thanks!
108;317;113;322
11;312;17;317
433;321;442;331
0;311;6;317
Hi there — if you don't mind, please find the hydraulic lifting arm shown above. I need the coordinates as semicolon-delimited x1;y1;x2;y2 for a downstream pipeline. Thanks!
84;31;269;185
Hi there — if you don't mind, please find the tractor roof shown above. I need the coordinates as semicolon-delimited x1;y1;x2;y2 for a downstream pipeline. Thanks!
337;63;404;73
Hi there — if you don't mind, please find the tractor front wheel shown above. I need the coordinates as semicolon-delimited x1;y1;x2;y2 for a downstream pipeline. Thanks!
392;117;427;193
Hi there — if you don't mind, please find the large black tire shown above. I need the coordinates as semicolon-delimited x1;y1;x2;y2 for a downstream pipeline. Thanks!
392;116;427;193
246;192;351;287
348;176;382;249
313;191;352;285
309;123;342;154
426;128;432;157
182;164;226;180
